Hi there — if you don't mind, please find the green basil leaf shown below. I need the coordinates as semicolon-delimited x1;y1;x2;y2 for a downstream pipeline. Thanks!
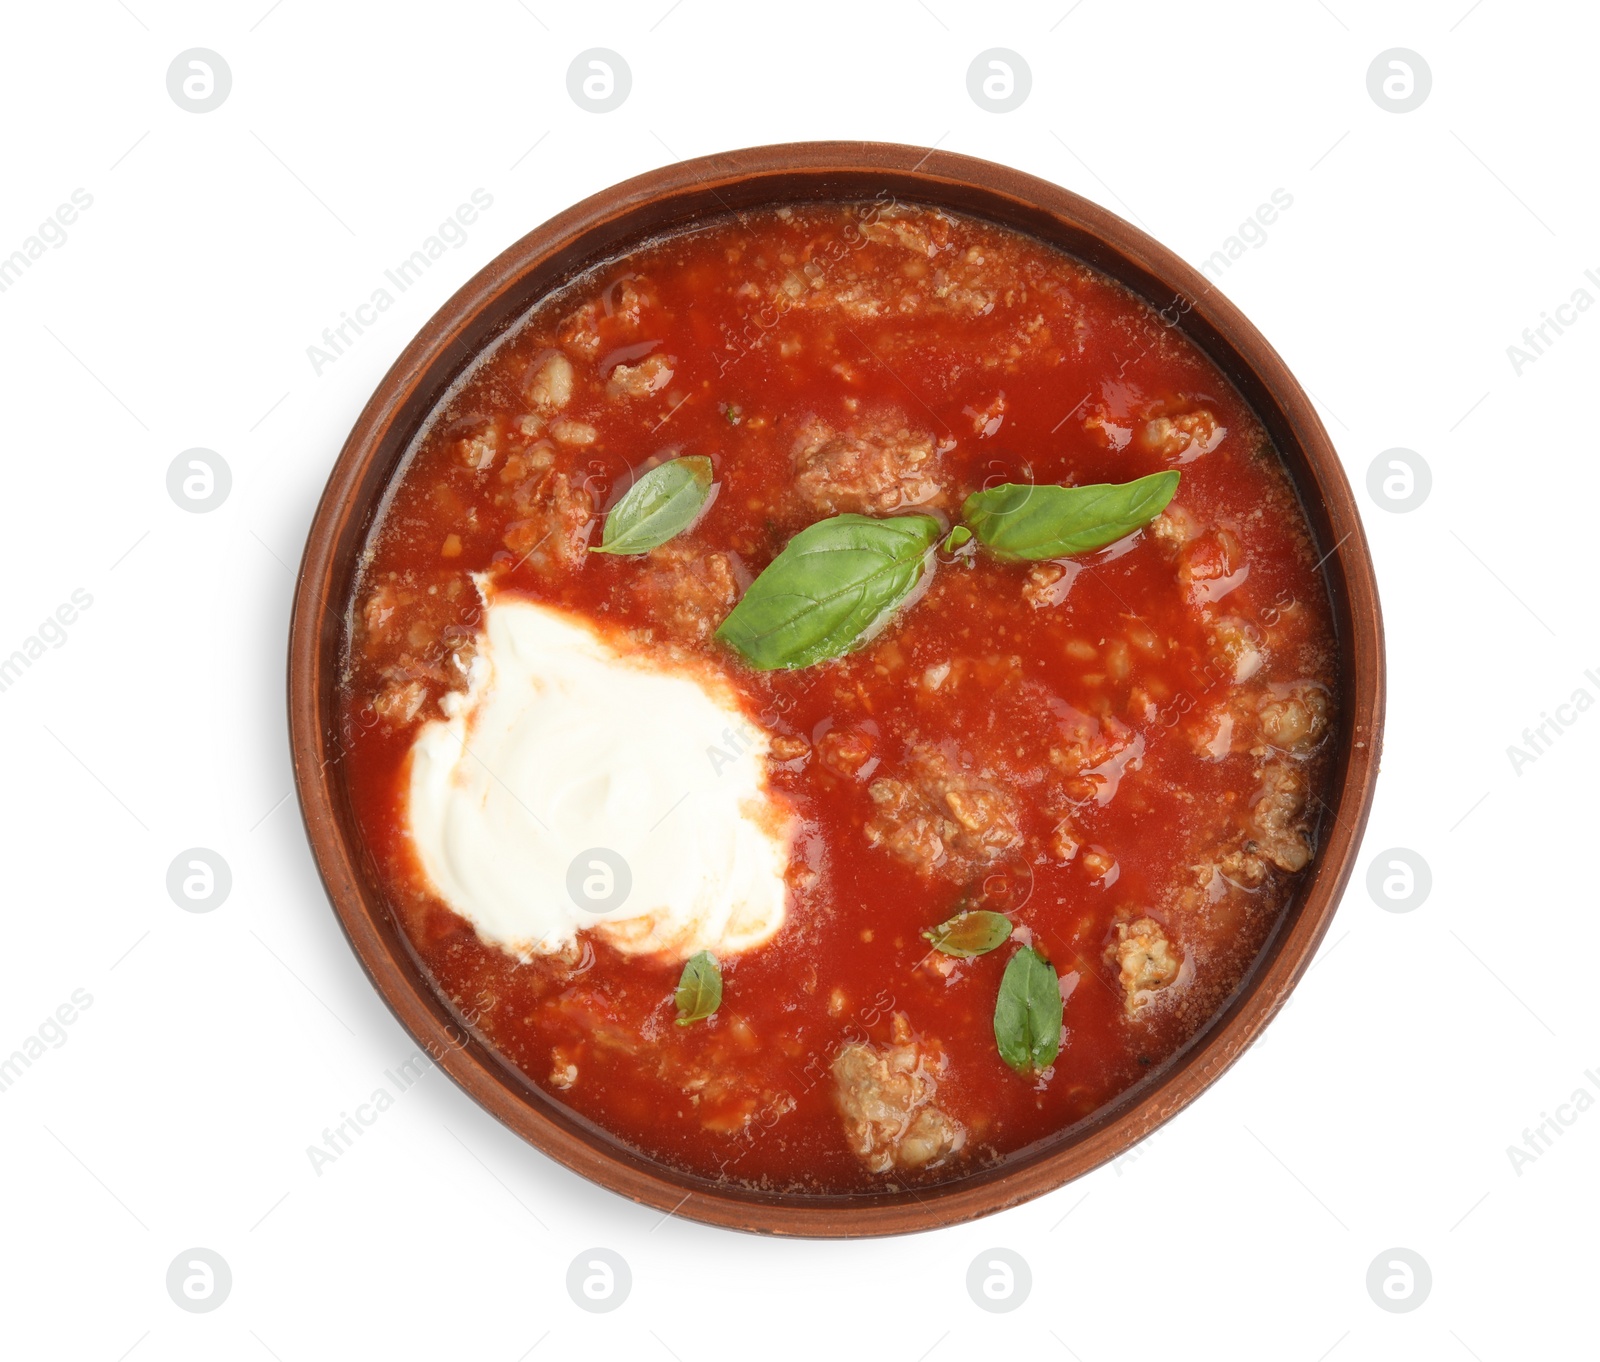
942;525;973;553
993;945;1063;1075
962;470;1180;561
715;513;941;670
674;950;722;1025
593;455;715;555
923;909;1012;958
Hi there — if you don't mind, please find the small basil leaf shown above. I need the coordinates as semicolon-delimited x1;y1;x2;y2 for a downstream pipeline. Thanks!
674;950;722;1025
593;455;715;555
923;910;1012;958
715;513;941;670
942;525;973;553
962;470;1180;561
993;945;1064;1075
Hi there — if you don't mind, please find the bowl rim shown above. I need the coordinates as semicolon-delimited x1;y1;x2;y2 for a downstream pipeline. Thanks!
288;139;1385;1238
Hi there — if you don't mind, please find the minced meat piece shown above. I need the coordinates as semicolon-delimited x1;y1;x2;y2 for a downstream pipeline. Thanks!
1047;816;1081;863
1217;846;1270;889
1179;529;1247;605
607;353;675;398
1022;561;1073;610
791;413;944;515
503;471;595;570
1208;616;1265;683
1247;763;1313;872
558;277;655;359
817;726;877;779
524;351;575;413
1257;683;1331;755
1139;409;1224;462
626;542;739;643
832;1013;965;1173
865;742;1020;877
549;418;597;445
456;426;500;470
1148;504;1202;556
361;582;407;645
865;778;948;870
1108;917;1182;1015
372;675;427;726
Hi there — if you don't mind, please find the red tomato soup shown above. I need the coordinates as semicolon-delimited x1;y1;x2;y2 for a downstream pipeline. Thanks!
337;201;1338;1193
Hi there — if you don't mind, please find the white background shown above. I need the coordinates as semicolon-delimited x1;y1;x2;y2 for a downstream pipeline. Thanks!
1;1;1594;1358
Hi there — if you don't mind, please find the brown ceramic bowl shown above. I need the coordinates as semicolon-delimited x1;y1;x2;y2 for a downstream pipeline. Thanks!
289;141;1384;1237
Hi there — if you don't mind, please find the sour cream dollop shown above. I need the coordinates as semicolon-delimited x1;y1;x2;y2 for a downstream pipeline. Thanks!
405;586;792;963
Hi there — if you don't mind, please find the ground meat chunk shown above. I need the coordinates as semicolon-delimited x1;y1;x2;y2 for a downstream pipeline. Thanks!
832;1014;965;1173
1108;917;1182;1015
607;353;675;398
1148;504;1202;557
372;675;427;726
456;426;500;470
1217;847;1270;889
1208;616;1265;683
1247;763;1312;872
362;582;407;645
549;418;597;445
1179;529;1250;609
769;735;809;763
524;351;575;413
791;413;944;514
1049;708;1136;804
1022;561;1074;610
817;726;878;779
865;742;1020;877
1257;683;1331;755
558;277;655;359
930;251;998;316
503;471;595;571
1084;410;1133;451
1139;409;1224;462
626;542;739;643
860;211;944;257
1188;704;1240;761
1047;817;1081;863
865;779;948;870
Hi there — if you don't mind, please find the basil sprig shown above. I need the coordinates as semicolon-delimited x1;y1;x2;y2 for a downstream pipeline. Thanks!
674;950;722;1025
962;470;1179;561
923;909;1012;958
715;513;941;670
593;455;715;555
993;945;1064;1075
